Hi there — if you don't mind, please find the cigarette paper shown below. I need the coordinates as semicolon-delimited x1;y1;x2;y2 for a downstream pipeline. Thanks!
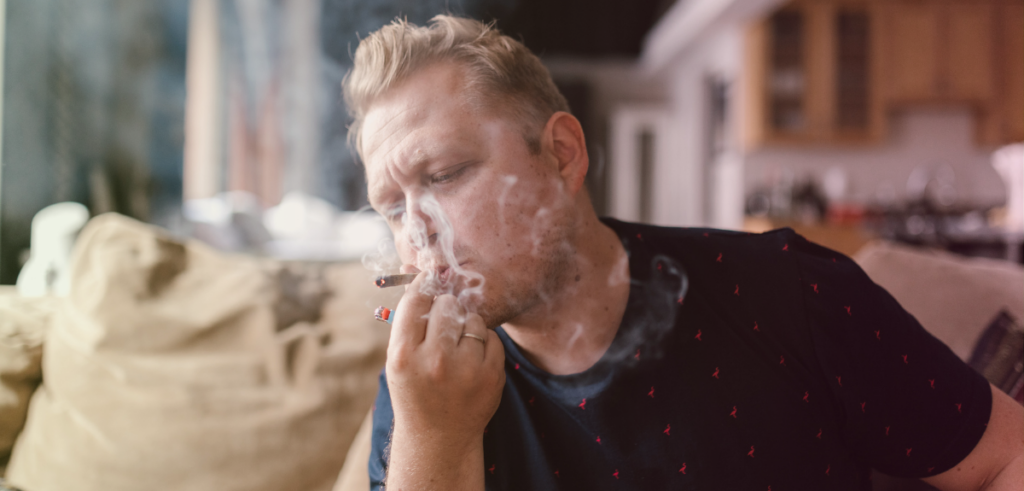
374;273;417;288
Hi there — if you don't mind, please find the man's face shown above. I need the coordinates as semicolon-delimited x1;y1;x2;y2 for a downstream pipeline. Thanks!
361;62;576;327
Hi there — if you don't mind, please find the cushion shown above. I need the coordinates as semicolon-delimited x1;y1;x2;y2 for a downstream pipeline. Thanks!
854;240;1024;361
332;409;374;491
0;288;56;475
5;213;401;491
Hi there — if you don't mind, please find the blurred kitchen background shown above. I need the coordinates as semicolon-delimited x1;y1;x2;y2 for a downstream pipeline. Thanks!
0;0;1021;283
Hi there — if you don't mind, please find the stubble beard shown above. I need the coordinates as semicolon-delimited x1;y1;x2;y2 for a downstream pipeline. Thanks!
473;218;578;330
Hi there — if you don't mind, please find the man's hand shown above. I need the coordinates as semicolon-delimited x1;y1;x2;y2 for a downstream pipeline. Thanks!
384;270;505;491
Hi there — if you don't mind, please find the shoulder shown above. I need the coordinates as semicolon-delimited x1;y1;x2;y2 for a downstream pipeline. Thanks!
600;219;863;314
600;217;808;266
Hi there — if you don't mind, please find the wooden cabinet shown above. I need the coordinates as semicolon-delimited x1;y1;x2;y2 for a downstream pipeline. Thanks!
745;0;1023;148
880;4;942;102
972;2;1023;144
946;4;994;101
879;3;995;103
994;3;1024;143
745;2;883;146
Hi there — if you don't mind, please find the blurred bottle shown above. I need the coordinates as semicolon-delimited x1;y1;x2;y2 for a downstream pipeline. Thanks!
992;144;1023;234
16;202;90;297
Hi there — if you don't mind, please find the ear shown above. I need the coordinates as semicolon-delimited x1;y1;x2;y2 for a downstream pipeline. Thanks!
541;111;589;195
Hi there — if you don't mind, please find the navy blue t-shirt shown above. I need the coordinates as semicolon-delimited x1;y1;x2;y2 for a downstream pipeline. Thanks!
369;218;991;490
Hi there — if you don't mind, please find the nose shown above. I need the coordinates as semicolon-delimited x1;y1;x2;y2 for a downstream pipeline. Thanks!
401;192;439;253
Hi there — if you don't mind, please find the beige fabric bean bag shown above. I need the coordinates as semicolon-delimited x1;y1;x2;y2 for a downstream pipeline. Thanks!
0;289;57;475
6;213;400;491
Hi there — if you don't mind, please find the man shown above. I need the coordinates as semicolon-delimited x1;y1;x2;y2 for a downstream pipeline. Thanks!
344;14;1023;491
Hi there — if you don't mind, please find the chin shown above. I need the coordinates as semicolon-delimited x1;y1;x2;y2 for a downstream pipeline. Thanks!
472;289;529;330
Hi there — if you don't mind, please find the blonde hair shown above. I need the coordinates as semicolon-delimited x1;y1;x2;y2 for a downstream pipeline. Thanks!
343;15;570;158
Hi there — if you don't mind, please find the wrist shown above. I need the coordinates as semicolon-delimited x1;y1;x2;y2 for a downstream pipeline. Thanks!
391;417;484;454
388;422;486;491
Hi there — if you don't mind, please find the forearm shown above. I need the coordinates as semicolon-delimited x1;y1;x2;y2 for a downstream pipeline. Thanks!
385;423;486;491
983;452;1023;491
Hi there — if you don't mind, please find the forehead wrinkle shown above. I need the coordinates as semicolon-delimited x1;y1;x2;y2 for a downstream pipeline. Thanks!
367;136;440;210
364;107;425;210
363;65;484;209
363;106;418;162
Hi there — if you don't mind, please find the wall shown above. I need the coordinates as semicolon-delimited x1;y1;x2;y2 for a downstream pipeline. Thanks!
580;28;751;229
563;31;750;230
744;107;1008;209
660;26;746;229
544;58;667;216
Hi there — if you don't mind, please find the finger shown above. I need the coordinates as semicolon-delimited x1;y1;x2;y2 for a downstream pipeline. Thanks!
390;271;432;347
458;312;488;357
424;294;464;349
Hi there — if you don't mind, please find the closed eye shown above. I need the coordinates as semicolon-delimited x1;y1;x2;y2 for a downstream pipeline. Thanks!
384;203;406;224
430;162;473;185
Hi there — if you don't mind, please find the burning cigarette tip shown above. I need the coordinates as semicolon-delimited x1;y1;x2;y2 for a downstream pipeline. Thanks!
374;273;417;288
374;306;395;324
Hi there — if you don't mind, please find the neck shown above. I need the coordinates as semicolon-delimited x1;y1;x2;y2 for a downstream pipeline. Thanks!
501;213;630;375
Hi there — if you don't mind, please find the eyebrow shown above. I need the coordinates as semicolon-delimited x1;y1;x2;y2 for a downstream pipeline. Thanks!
366;151;437;209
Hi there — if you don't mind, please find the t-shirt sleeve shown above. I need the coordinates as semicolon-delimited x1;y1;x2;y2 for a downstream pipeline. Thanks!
368;369;394;491
787;230;992;478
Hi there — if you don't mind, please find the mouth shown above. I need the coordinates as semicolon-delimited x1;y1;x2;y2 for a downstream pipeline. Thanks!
427;261;468;288
437;266;452;284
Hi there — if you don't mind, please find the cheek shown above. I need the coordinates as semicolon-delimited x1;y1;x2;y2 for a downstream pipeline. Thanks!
396;242;413;261
435;170;549;254
390;227;416;262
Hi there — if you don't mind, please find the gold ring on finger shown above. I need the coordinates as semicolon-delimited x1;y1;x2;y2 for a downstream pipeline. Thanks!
461;332;486;344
